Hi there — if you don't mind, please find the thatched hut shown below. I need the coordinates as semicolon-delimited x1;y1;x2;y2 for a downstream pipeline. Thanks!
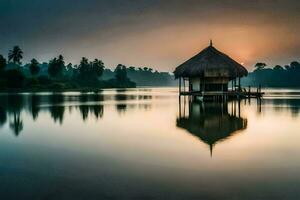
174;41;248;97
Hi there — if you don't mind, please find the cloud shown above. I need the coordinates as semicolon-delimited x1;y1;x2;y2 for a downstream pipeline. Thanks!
0;0;299;70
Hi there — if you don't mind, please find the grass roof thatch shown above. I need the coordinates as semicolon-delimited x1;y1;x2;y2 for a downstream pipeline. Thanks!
174;44;248;79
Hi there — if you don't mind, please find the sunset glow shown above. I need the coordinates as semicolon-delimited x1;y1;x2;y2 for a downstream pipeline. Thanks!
0;0;299;71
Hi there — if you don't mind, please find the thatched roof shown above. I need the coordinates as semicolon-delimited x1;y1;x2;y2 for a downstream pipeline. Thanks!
174;43;248;79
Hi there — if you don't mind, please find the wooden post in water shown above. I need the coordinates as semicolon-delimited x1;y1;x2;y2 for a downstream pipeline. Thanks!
248;86;251;97
179;77;181;94
238;99;241;118
183;78;185;93
238;77;241;92
234;78;236;92
179;95;181;118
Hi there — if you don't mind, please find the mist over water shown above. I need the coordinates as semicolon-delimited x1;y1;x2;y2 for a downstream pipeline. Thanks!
1;88;300;199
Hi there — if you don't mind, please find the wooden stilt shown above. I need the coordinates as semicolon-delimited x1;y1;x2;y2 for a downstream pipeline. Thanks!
183;78;186;92
179;77;181;94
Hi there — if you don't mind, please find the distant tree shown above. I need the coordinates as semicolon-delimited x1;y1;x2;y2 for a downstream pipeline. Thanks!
48;58;58;78
128;66;135;72
92;59;105;77
0;55;7;74
29;58;40;76
254;62;267;71
284;65;291;71
78;57;90;77
290;61;300;70
273;65;284;71
57;55;65;69
66;63;73;71
48;55;65;78
8;46;23;65
115;64;128;82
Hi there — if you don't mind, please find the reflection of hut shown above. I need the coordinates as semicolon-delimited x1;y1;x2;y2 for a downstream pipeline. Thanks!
177;99;247;156
174;41;256;100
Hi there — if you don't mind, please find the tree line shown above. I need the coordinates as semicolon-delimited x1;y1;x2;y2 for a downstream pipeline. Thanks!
0;46;136;90
242;61;300;87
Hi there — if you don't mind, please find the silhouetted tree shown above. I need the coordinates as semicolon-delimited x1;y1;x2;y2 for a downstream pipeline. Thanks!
8;46;23;65
48;55;65;78
290;61;300;70
76;58;105;86
242;60;300;87
128;66;135;72
273;65;284;71
115;64;128;82
254;62;267;71
29;58;40;77
66;63;73;71
92;59;105;77
78;57;90;78
0;55;6;74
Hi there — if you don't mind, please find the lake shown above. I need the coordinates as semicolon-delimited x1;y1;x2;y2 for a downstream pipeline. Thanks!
1;88;300;200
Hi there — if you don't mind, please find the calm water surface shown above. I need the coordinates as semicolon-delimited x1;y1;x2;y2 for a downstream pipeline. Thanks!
1;88;300;199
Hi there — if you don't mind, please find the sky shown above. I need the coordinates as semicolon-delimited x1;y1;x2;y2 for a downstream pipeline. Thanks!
0;0;300;71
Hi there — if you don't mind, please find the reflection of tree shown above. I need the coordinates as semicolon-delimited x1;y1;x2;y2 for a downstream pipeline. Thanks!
91;93;104;119
78;93;105;121
91;105;103;119
115;92;128;114
0;106;7;127
7;94;24;136
177;100;247;156
30;94;41;121
9;112;23;136
114;91;152;114
79;93;89;121
268;99;300;117
79;105;89;121
49;94;65;124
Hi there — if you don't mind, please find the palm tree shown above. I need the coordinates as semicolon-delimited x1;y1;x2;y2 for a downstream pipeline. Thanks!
8;46;23;65
29;58;40;77
0;55;7;74
48;55;65;78
92;59;105;77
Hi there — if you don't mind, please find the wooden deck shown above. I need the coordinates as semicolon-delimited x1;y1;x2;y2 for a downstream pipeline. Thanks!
180;90;264;100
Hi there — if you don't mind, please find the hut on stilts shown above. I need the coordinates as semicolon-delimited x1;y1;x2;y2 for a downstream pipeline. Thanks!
174;41;263;101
